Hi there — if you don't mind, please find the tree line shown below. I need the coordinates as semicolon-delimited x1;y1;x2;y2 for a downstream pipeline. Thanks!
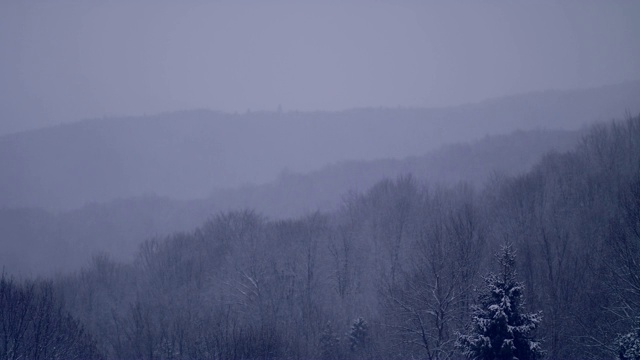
2;114;639;359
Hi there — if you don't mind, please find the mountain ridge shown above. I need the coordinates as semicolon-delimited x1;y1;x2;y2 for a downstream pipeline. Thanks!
0;80;638;211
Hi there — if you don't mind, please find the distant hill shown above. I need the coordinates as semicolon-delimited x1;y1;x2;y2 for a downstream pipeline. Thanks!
210;128;581;218
0;127;580;275
1;80;638;211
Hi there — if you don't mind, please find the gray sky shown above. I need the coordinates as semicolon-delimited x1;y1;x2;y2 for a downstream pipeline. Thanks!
1;0;639;135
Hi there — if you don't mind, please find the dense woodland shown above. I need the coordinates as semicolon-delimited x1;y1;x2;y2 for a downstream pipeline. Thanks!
2;114;640;359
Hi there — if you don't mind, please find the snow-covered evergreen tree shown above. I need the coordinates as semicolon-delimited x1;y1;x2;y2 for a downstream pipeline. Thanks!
457;244;543;360
349;317;369;352
616;324;640;360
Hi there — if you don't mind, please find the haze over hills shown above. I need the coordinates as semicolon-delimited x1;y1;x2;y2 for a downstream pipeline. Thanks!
3;2;640;358
1;80;639;211
0;123;581;276
0;81;637;276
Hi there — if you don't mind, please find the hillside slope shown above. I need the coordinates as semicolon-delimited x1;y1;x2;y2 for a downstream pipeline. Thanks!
54;114;640;360
1;81;638;210
1;127;579;275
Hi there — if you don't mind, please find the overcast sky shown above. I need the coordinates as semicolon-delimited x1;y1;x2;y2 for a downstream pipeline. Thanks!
1;0;639;135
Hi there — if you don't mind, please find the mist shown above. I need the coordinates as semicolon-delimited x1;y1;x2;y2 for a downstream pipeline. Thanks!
2;2;640;360
1;1;639;135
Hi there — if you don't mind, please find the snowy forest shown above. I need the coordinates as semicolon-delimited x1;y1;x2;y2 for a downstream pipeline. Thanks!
1;114;639;359
3;2;640;359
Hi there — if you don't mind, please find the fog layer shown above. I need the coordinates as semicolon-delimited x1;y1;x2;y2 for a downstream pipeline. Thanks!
1;0;639;135
1;82;638;210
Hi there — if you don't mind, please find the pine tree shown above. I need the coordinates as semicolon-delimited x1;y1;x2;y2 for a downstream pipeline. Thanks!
349;317;369;352
457;244;543;360
616;323;640;360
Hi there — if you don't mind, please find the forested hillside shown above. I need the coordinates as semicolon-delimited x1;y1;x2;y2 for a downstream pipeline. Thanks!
0;128;578;276
2;115;635;359
3;1;639;358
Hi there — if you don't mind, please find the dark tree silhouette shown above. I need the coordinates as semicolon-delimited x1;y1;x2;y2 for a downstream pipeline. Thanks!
0;274;102;359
